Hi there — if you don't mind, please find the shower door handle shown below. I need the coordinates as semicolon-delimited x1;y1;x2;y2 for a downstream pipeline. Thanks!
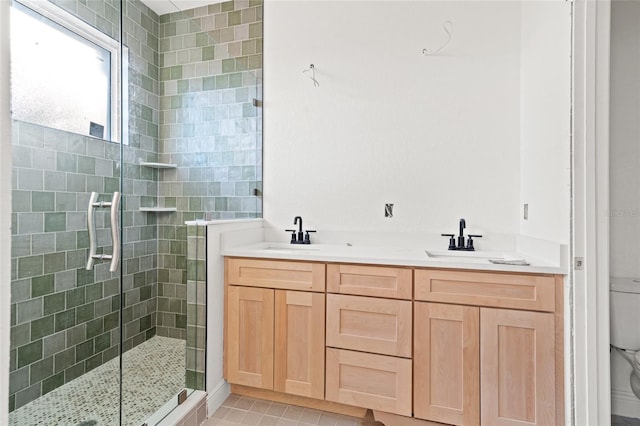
86;191;121;272
108;192;121;272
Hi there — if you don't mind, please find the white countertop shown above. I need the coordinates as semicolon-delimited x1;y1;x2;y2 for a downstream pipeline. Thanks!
222;241;566;274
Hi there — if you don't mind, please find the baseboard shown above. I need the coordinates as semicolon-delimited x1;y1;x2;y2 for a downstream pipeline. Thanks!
612;389;640;418
207;380;231;417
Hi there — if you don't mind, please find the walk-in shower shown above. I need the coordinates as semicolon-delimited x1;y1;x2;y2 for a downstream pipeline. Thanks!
8;0;263;423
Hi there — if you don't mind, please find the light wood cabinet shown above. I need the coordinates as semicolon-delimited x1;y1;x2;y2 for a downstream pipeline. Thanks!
226;286;325;398
414;302;480;426
414;270;563;426
224;257;564;426
225;258;326;398
325;347;412;416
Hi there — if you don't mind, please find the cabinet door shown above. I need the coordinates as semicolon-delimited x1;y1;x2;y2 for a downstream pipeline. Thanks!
414;302;479;426
274;290;325;399
481;309;555;426
226;286;274;389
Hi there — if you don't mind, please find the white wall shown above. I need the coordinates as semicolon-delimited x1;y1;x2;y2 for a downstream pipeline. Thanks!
264;1;523;239
205;220;263;414
519;2;571;244
609;0;640;417
0;1;11;424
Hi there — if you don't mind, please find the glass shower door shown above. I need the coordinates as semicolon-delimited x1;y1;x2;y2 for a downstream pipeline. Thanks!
119;1;191;424
8;0;124;424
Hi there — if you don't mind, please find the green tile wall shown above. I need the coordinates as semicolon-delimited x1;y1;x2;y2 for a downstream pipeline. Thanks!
186;224;206;390
155;0;263;339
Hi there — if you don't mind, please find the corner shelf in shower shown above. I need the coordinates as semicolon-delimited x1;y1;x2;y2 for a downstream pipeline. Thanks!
139;207;178;212
139;161;177;169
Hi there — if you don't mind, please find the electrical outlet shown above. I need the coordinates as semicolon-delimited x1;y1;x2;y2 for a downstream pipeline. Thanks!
385;203;394;218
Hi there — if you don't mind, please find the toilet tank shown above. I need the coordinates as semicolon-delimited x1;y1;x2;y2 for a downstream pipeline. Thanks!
610;277;640;350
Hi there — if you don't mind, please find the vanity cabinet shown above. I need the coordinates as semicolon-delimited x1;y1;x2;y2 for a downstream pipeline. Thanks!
224;258;326;399
224;257;564;426
414;269;562;426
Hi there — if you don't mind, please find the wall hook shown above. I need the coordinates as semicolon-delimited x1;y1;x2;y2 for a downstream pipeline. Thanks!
302;64;320;87
422;20;453;56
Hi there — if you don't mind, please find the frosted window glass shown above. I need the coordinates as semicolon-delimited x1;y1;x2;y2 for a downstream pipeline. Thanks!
10;2;112;140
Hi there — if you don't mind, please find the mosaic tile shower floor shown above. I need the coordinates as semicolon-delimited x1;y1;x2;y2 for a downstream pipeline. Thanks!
9;336;185;426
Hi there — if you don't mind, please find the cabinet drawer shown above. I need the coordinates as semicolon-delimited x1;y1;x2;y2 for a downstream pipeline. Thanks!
414;269;556;312
326;294;412;357
326;348;412;416
226;257;325;292
327;264;412;299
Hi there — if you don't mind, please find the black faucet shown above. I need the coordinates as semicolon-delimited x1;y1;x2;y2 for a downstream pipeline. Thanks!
285;216;316;244
294;216;303;243
441;218;482;251
458;218;466;249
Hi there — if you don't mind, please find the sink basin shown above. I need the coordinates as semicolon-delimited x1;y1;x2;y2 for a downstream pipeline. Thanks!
425;250;530;265
260;244;320;254
425;249;500;259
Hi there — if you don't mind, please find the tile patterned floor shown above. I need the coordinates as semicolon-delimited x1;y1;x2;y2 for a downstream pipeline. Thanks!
204;395;365;426
9;336;185;426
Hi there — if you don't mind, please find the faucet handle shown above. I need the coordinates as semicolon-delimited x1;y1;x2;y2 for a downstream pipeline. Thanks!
466;234;483;250
441;233;456;250
285;229;297;244
303;230;316;244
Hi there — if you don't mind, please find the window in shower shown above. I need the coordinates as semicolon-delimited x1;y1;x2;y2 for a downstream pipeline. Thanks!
10;0;122;142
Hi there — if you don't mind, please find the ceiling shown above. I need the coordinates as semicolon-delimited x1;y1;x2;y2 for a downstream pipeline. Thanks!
141;0;222;16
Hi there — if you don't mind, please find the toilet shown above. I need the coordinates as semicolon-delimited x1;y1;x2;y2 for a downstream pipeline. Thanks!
610;277;640;399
